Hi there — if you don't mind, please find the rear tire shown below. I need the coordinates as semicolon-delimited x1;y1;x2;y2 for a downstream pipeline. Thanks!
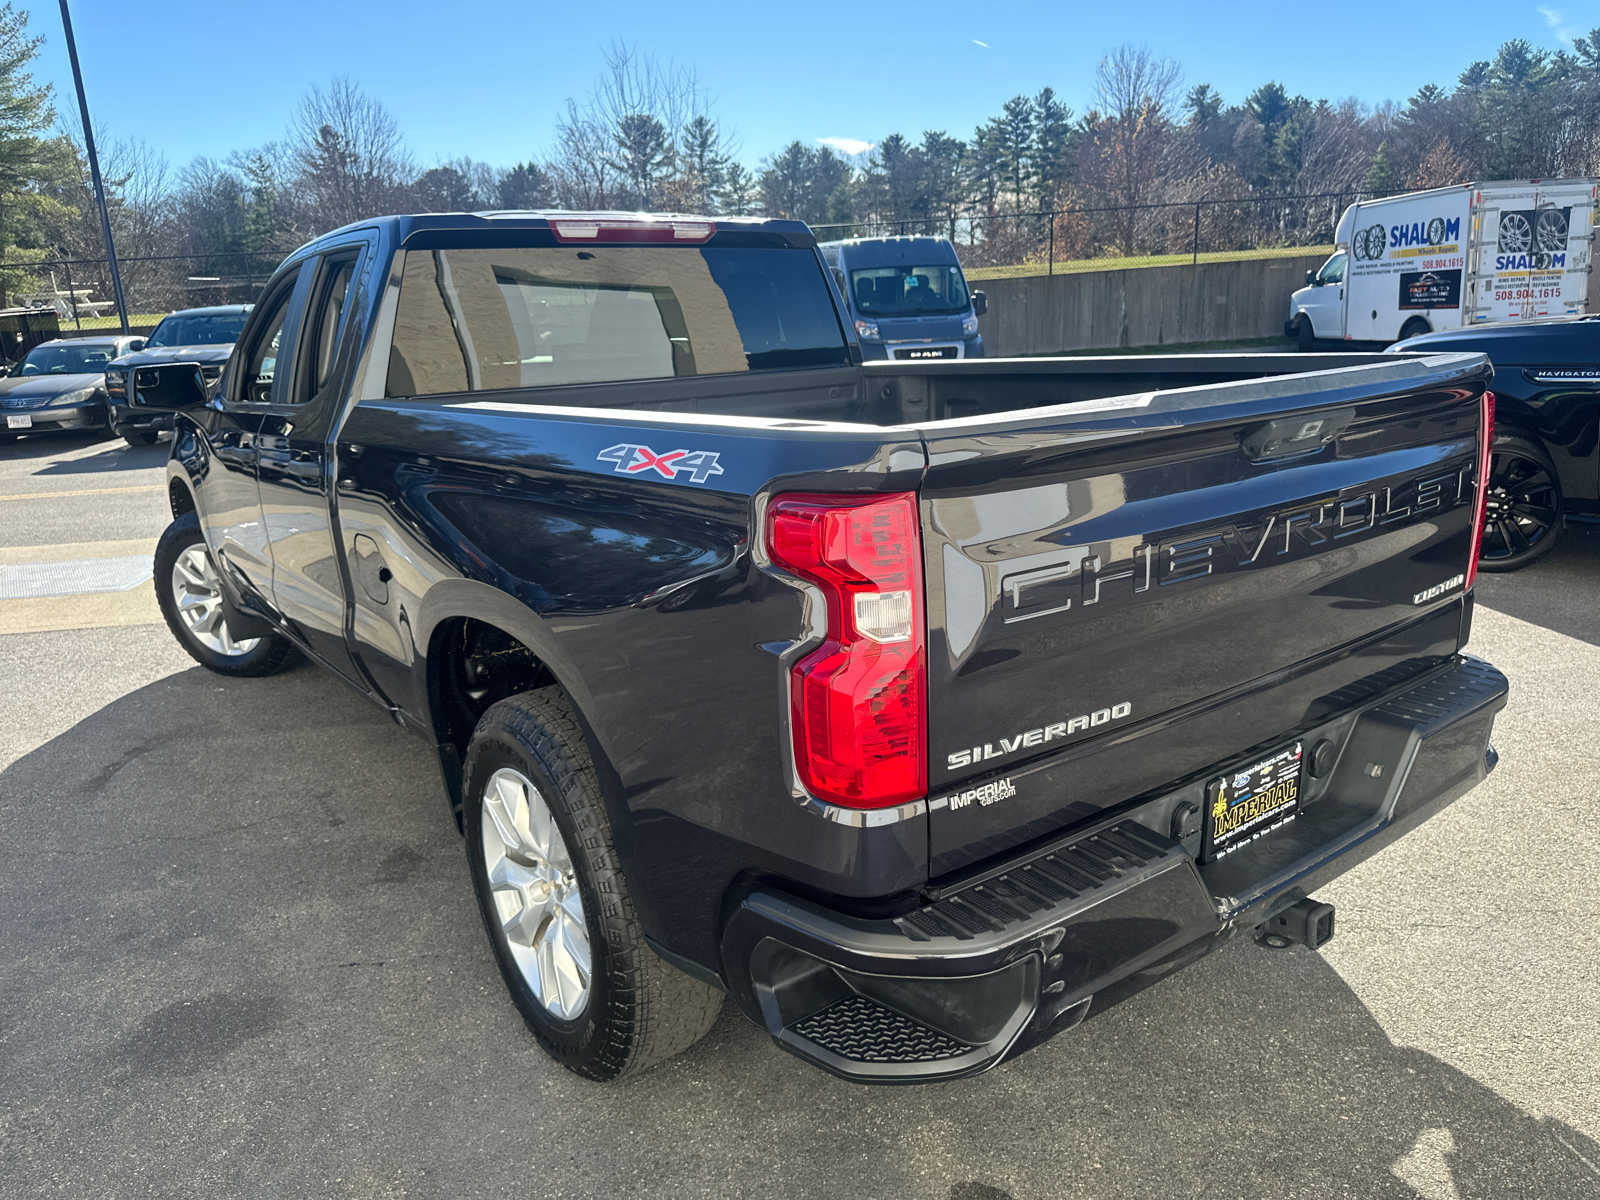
463;688;723;1081
1477;429;1564;573
1398;317;1432;343
123;430;159;447
154;513;299;675
1296;317;1316;352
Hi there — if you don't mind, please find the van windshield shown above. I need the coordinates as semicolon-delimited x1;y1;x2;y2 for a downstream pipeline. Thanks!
849;265;969;317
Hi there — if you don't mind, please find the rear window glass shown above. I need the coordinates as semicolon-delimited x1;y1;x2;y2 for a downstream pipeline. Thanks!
385;245;849;397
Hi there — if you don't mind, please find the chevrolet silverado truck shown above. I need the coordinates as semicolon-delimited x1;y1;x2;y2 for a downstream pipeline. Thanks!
125;211;1509;1084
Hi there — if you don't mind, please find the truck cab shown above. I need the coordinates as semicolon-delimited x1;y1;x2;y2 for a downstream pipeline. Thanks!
818;235;985;360
1287;248;1348;348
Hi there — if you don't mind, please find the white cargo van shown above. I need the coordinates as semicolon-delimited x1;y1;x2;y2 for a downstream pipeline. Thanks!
1287;179;1596;348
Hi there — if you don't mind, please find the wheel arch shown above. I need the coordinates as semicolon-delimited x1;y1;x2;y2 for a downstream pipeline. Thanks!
168;476;196;520
415;581;614;835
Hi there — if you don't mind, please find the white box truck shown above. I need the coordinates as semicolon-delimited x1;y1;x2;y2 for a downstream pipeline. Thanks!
1286;179;1596;347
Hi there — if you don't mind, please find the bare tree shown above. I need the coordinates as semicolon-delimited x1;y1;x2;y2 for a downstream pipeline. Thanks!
1083;45;1182;253
288;77;413;232
549;42;722;210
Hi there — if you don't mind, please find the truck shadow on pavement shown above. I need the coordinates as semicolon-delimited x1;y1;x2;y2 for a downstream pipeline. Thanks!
0;429;170;474
1;658;1596;1199
1474;526;1600;647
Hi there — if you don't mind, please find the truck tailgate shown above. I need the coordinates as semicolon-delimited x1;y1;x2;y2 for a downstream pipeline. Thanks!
919;353;1489;874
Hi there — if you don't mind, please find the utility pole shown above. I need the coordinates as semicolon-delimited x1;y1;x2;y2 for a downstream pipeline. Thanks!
58;1;128;334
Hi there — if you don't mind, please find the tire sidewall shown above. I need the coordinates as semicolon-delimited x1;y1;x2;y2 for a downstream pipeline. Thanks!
154;515;287;674
463;722;615;1070
1478;430;1564;572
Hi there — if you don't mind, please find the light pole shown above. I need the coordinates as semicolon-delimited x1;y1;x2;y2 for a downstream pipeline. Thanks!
57;0;128;334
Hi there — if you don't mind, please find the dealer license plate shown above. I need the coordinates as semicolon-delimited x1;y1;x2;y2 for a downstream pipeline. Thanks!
1203;742;1303;861
6;414;32;429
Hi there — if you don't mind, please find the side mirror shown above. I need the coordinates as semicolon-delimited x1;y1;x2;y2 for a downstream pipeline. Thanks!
128;338;146;352
971;290;987;316
130;363;208;410
1306;270;1318;286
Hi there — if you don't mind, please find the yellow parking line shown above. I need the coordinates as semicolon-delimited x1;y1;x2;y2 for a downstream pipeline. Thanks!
0;580;161;634
0;538;158;566
0;484;163;503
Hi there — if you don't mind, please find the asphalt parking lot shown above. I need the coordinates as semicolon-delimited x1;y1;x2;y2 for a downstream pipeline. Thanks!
1;429;1597;1200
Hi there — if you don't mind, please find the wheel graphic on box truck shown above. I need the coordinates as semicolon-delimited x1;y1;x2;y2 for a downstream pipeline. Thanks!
1427;217;1446;244
1536;209;1567;253
1498;213;1532;254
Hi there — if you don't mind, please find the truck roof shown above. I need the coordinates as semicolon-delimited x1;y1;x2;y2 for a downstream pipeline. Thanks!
297;211;817;260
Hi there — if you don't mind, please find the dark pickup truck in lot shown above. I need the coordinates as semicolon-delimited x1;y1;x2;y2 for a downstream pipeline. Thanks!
127;211;1508;1084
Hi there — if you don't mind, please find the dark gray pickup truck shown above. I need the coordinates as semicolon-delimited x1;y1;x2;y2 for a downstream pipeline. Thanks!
124;211;1507;1084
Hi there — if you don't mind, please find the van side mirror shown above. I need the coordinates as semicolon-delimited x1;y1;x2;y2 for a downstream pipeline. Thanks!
130;363;208;410
972;291;987;316
1306;270;1318;286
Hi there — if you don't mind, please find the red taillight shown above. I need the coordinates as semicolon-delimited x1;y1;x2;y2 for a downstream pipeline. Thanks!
549;218;715;244
766;493;926;809
1466;390;1496;591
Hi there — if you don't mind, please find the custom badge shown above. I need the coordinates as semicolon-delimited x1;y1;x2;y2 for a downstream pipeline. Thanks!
597;443;725;484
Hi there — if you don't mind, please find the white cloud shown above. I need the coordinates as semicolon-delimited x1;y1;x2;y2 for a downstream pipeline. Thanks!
818;136;873;155
973;39;989;48
1538;5;1580;44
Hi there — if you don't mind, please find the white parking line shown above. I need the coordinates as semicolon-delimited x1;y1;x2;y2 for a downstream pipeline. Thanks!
0;555;153;600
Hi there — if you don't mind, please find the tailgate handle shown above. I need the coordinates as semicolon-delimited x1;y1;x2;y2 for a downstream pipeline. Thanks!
1239;407;1354;462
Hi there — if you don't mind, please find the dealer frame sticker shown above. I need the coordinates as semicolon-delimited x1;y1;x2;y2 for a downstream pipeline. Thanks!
1203;742;1303;862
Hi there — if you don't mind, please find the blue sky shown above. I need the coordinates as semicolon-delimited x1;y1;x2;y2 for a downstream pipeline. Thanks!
20;0;1593;171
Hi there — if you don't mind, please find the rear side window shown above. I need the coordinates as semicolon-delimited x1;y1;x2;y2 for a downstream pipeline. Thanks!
385;245;849;397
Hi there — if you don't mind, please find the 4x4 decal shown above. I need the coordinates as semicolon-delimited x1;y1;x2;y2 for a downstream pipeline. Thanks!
597;443;725;484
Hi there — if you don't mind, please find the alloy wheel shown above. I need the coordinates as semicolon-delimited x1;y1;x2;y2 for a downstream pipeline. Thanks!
480;766;592;1020
170;544;262;656
1480;450;1559;564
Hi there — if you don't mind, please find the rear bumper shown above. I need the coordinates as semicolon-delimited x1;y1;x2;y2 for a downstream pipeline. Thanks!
721;655;1508;1083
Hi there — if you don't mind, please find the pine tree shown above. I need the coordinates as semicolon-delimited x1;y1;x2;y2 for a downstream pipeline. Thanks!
1032;87;1074;209
1363;141;1397;193
679;115;728;214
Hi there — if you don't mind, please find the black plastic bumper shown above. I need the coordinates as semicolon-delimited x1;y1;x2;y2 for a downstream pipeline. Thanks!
721;655;1508;1083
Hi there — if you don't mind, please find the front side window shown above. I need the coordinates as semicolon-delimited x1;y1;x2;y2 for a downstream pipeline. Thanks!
385;244;850;398
1318;252;1347;285
849;264;969;317
237;280;297;403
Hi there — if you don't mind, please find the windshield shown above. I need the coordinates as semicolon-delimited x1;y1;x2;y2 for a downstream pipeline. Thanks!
849;264;970;316
147;312;247;347
17;343;117;375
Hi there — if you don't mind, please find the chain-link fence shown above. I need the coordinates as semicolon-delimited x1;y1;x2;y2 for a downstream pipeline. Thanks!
812;191;1401;279
2;251;280;335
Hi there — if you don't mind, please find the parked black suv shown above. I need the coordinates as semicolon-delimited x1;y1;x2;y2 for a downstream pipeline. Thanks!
105;305;250;445
1391;314;1600;570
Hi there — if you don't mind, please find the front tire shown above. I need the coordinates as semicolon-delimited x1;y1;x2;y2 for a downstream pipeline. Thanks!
154;514;299;675
1296;317;1316;351
463;689;723;1081
1477;430;1564;572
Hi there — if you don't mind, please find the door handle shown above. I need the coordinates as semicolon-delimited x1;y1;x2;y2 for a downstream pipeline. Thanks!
285;460;322;481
